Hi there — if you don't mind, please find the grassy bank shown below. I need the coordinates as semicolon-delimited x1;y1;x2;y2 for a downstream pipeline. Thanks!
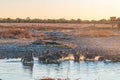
0;23;120;61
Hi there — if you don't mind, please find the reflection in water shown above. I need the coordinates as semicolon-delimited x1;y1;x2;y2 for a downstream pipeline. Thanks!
0;59;120;80
22;64;33;75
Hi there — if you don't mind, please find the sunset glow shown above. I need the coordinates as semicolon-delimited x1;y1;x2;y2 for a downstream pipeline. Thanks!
0;0;120;20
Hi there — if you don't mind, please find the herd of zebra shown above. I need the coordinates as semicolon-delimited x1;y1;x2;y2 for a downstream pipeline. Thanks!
21;49;106;65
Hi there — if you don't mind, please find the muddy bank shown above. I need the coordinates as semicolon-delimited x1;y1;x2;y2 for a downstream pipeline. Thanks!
0;36;120;60
76;37;120;55
0;36;120;62
0;40;71;59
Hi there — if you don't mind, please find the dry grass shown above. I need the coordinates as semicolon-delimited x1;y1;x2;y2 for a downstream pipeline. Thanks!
73;27;120;37
0;23;120;39
0;25;74;31
1;23;120;59
0;29;32;39
63;43;77;49
0;24;73;39
79;30;119;37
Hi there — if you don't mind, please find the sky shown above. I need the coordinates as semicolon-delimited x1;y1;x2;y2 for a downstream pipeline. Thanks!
0;0;120;20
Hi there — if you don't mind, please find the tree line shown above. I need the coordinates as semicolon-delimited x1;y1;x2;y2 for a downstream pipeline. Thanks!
0;17;120;24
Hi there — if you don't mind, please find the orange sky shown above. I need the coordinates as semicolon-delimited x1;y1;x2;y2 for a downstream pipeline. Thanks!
0;0;120;20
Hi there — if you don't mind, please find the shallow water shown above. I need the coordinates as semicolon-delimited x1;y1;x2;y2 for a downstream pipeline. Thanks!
0;58;120;80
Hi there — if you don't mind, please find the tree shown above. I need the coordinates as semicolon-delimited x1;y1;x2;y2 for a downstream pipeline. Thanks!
26;17;31;22
76;19;81;23
99;19;108;24
91;20;97;27
16;18;21;23
58;18;66;23
117;21;120;29
110;17;116;28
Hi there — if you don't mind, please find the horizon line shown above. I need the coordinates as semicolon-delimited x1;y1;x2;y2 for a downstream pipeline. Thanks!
0;16;119;21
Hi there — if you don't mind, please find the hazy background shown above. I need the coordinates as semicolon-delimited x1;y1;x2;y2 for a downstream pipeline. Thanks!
0;0;120;20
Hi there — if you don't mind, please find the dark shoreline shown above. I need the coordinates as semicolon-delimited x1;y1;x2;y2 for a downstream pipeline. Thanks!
0;43;120;62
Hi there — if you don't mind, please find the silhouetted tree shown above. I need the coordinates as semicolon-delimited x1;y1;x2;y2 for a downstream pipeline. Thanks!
26;17;31;22
0;17;120;24
76;19;81;23
16;18;22;23
99;19;108;24
110;17;116;28
91;20;97;27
